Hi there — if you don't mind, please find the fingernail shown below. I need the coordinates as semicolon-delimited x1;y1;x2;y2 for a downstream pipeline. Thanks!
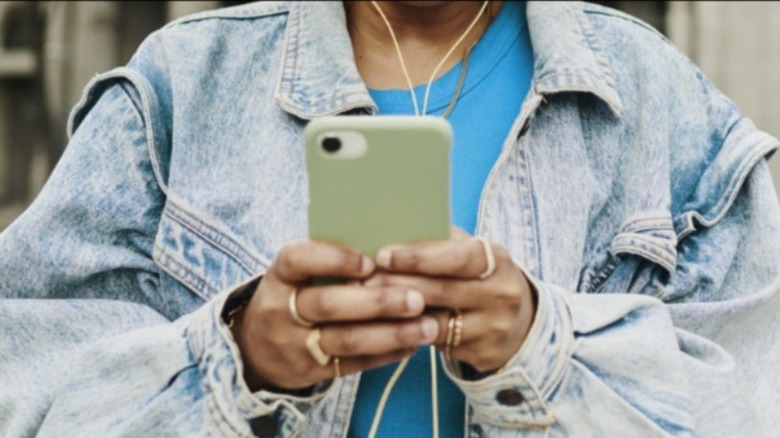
376;249;392;268
421;317;438;342
360;255;374;276
406;290;424;313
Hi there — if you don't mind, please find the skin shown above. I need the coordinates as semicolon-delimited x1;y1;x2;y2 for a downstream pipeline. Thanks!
346;1;503;89
231;1;536;392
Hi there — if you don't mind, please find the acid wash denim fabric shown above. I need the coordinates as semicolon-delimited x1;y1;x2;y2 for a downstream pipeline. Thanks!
1;1;780;437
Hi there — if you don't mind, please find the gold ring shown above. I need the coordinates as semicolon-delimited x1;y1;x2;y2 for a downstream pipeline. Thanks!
333;357;341;378
289;288;315;328
445;312;457;360
305;327;331;366
452;312;464;347
474;237;496;280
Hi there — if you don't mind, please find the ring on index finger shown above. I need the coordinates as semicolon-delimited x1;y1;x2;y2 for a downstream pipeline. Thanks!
473;237;496;280
289;288;315;327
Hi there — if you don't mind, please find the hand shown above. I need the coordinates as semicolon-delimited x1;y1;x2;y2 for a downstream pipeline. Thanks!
231;240;440;391
363;227;537;374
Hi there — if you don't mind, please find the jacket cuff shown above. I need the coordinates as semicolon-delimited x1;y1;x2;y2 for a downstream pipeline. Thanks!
187;273;335;437
442;272;573;428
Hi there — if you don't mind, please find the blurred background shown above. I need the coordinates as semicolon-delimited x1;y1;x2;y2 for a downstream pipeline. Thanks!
0;1;778;230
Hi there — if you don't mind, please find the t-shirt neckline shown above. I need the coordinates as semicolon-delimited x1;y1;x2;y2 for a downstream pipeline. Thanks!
368;1;528;115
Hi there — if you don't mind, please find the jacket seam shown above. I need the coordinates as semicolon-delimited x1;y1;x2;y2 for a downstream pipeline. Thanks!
700;138;779;226
521;139;543;280
67;68;170;196
674;133;779;239
532;77;622;116
273;0;295;116
535;71;609;84
153;249;216;299
619;215;674;232
590;257;621;292
273;3;379;119
582;5;669;45
202;368;254;438
611;238;675;258
573;3;619;94
541;288;575;400
117;82;145;123
164;2;290;29
610;244;676;274
277;1;301;101
191;292;259;438
568;357;674;435
611;233;676;255
163;206;254;274
276;97;378;120
332;376;357;438
163;201;265;274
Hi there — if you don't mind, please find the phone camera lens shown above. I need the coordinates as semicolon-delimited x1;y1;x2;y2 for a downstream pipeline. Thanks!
322;137;342;153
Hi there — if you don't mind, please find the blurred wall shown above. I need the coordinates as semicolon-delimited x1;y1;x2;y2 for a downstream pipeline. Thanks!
0;1;779;230
666;1;780;200
0;1;45;227
0;1;222;228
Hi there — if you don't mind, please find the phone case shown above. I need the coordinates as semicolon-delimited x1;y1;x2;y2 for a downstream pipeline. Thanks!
304;116;452;260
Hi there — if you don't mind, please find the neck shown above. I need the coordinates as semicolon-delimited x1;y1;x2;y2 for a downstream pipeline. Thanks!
346;1;502;89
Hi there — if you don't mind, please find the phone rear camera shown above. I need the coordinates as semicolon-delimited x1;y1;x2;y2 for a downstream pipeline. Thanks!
322;137;342;153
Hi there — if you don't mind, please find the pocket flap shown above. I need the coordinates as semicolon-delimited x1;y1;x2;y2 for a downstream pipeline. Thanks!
153;200;268;300
609;214;678;274
580;212;678;293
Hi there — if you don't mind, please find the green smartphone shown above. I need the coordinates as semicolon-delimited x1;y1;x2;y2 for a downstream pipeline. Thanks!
304;116;452;269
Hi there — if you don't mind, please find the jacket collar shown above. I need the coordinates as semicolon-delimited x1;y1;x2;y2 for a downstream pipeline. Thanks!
526;1;623;116
273;1;377;119
274;1;623;119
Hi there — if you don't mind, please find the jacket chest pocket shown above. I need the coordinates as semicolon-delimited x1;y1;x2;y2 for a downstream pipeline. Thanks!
152;200;269;301
579;214;678;296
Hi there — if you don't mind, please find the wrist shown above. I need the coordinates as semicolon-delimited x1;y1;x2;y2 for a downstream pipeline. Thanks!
221;278;271;392
228;303;270;392
225;280;318;396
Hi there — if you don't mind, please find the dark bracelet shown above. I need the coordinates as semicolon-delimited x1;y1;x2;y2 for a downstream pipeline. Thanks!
227;302;248;328
221;276;261;326
221;276;316;398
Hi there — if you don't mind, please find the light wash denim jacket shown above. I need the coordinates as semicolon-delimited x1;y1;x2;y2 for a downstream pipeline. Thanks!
2;1;779;437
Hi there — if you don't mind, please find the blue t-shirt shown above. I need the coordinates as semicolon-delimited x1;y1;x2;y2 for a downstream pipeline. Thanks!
348;2;534;437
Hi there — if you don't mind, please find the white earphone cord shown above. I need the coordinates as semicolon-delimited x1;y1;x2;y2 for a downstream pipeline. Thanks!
371;1;489;116
366;3;490;438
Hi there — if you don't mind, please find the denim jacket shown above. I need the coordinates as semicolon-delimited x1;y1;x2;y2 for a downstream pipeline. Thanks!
1;1;779;437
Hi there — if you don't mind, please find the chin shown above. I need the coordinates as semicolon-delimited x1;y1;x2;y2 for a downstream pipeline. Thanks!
397;1;451;7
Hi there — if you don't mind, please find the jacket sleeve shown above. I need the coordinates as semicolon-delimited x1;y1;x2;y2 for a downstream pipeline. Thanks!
0;77;330;437
446;160;780;438
443;75;780;438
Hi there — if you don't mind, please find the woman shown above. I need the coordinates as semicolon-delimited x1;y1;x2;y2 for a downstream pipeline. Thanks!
1;1;778;437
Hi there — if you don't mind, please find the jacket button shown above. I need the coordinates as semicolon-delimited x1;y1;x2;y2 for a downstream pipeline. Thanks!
496;389;525;406
249;416;279;437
